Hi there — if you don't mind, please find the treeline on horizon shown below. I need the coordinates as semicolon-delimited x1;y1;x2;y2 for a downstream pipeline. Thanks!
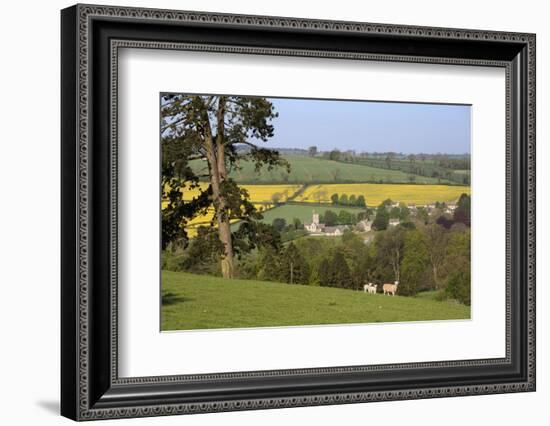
163;193;471;306
238;145;470;163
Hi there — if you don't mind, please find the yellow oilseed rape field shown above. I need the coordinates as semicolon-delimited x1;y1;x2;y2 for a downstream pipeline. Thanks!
295;183;470;206
162;183;297;237
185;204;272;226
179;183;302;203
173;205;273;238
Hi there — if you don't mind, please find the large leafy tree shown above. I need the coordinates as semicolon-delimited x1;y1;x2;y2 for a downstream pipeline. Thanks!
161;95;289;278
329;250;352;289
400;230;429;296
279;243;310;284
318;258;332;287
422;224;450;289
322;210;338;226
372;204;390;230
445;270;471;305
453;193;471;227
256;246;281;282
374;226;405;282
443;230;471;305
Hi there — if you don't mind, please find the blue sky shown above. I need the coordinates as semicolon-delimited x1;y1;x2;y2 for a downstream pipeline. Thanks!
261;97;471;154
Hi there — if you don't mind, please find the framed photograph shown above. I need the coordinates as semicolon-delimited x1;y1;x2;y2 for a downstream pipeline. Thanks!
61;4;536;421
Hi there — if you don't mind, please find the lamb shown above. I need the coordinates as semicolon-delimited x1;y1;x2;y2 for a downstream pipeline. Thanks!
363;283;377;294
382;281;399;296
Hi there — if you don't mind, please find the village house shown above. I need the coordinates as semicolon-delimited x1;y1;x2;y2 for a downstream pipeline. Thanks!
304;213;325;233
304;213;348;236
445;204;457;214
389;218;400;227
323;226;347;236
425;203;436;213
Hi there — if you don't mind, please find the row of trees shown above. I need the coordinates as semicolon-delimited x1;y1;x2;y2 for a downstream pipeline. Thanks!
313;148;470;170
166;208;471;305
271;211;371;236
330;193;367;207
357;155;469;185
308;148;470;185
237;222;471;305
318;209;370;227
370;194;471;231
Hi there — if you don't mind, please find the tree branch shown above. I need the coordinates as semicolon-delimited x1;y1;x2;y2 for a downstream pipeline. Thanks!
161;118;187;133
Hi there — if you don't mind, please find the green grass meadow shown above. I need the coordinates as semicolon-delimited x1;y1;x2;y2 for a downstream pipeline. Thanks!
161;270;470;331
192;156;449;184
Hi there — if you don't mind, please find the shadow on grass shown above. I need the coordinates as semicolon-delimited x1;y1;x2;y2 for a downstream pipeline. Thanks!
162;292;193;306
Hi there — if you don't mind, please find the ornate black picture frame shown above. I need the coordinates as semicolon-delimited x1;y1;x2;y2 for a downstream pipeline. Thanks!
61;4;536;421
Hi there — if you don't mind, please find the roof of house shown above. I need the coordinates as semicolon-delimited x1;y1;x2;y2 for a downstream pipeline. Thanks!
324;225;347;233
305;222;325;228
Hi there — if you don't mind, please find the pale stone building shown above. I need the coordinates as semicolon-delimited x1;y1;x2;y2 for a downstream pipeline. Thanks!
304;213;325;234
304;213;347;236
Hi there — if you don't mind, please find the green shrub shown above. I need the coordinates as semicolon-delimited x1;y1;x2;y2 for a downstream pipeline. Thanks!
445;270;471;306
161;249;187;272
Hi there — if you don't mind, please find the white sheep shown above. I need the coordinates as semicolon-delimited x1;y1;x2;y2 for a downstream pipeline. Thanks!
363;283;377;294
382;281;399;296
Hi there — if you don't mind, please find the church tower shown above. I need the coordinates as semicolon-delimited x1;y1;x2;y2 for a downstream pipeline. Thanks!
312;212;319;225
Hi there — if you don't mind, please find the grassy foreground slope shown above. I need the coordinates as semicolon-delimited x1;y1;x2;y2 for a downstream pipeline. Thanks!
161;271;470;331
191;156;449;184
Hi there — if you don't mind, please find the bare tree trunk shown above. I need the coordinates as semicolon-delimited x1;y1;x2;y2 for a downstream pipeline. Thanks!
202;97;235;279
206;150;235;279
432;264;439;290
217;218;235;279
391;245;401;282
424;225;447;290
214;98;235;279
215;142;235;279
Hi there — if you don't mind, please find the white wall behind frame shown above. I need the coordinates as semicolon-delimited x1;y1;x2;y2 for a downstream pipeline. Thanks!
0;1;546;425
118;48;506;378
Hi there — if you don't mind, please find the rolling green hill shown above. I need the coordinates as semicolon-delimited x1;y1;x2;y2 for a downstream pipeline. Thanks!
190;156;450;184
161;270;470;331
